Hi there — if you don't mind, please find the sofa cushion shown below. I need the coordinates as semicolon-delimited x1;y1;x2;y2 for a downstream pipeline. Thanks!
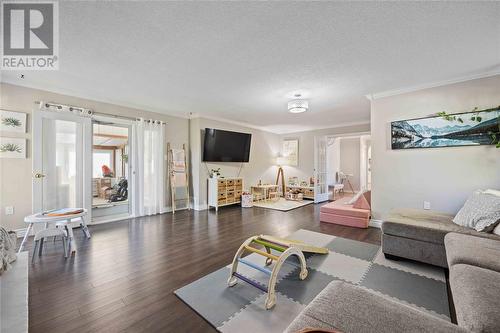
285;281;465;333
453;191;500;232
450;264;500;333
382;233;448;268
493;223;500;236
445;233;500;272
383;208;500;245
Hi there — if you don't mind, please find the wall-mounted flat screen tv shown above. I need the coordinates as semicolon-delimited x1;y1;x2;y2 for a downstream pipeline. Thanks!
203;128;252;162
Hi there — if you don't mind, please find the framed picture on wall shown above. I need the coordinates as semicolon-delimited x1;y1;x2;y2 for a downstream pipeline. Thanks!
0;137;27;159
0;110;27;133
391;106;500;149
282;139;299;166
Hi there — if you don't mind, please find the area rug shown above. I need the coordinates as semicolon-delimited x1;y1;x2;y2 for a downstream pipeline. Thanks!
175;229;450;333
252;198;313;211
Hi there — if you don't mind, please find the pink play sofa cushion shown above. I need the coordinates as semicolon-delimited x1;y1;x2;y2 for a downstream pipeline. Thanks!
320;191;371;228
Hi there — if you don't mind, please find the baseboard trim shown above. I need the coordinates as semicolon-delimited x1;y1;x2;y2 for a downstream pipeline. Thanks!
193;204;208;211
91;214;133;225
369;219;383;229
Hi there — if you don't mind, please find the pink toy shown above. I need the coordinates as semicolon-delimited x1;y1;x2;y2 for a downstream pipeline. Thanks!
320;191;371;228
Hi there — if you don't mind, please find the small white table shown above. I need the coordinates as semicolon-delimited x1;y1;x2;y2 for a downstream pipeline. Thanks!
19;209;90;255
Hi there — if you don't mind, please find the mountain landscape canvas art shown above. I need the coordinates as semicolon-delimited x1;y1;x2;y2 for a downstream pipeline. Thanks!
391;107;500;149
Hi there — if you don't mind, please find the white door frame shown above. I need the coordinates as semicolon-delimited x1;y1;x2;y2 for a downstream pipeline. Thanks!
321;131;371;199
359;135;371;191
32;109;92;221
313;135;329;203
91;115;135;224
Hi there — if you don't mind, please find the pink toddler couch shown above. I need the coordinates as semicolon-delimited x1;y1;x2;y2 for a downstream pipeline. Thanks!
320;191;371;228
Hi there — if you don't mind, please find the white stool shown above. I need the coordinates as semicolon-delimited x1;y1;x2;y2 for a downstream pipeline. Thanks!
20;209;90;255
32;227;68;263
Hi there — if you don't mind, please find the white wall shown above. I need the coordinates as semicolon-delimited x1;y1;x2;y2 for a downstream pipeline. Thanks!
0;83;189;230
340;137;361;192
359;136;371;190
190;117;281;210
371;74;500;220
326;138;340;186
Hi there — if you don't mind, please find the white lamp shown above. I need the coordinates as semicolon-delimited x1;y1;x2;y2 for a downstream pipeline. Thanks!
288;99;309;113
276;156;287;166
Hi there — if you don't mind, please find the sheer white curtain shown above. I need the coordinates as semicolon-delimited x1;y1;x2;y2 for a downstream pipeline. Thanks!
132;119;165;216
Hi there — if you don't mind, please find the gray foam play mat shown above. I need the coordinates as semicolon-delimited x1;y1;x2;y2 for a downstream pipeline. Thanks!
175;229;450;332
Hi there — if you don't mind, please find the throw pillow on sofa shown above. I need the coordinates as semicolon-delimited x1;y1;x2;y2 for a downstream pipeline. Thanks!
453;191;500;232
486;189;500;235
483;188;500;197
494;224;500;236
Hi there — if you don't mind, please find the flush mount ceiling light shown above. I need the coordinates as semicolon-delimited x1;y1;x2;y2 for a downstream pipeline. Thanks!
287;94;309;113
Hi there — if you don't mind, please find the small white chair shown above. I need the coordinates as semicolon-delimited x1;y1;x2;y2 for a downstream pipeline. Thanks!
32;227;68;263
338;171;355;193
332;183;345;200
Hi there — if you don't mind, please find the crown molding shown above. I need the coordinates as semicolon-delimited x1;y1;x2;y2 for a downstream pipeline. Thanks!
279;120;371;135
190;114;371;135
0;80;191;120
2;80;370;135
188;113;278;133
366;70;500;101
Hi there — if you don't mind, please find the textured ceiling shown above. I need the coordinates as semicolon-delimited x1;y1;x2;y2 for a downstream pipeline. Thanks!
1;1;499;133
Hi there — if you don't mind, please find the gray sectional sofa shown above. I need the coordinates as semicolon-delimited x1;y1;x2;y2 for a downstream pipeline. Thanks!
285;231;500;333
381;208;500;268
445;233;500;333
285;280;467;333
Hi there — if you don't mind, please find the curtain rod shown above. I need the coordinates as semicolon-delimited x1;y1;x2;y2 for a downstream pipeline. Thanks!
34;101;166;124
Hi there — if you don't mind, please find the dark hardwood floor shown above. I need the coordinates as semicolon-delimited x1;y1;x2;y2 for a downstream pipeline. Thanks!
26;204;380;333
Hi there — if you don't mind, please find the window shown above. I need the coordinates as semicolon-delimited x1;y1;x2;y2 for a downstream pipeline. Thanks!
93;150;114;178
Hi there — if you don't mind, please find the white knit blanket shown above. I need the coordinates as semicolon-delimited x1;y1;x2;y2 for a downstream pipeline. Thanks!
0;226;17;275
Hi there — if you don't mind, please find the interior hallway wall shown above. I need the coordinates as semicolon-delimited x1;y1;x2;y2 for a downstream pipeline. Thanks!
326;138;340;186
339;137;361;192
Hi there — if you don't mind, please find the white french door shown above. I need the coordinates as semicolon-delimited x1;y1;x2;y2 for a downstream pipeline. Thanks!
32;110;92;221
314;135;329;203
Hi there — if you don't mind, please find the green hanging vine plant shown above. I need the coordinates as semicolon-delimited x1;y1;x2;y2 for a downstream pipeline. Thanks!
436;107;500;148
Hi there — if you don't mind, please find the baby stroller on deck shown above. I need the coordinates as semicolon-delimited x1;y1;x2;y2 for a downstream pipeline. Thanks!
109;178;128;202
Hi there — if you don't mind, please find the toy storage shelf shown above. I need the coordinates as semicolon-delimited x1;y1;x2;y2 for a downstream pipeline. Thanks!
285;185;315;200
208;177;243;211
